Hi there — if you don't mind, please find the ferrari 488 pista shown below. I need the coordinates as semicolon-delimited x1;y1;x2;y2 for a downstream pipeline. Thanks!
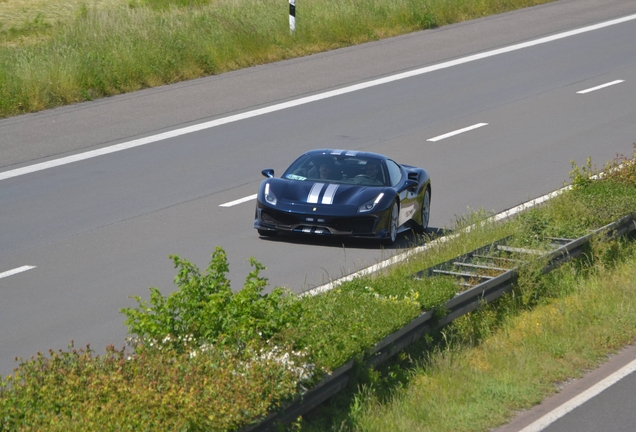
254;149;431;244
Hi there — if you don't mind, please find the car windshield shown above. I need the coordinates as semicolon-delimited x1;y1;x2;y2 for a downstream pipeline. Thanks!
283;154;389;186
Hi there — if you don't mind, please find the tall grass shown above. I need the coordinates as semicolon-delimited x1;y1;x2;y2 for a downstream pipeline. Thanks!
0;0;555;117
332;242;636;432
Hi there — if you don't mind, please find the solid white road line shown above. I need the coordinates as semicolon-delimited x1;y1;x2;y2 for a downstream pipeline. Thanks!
0;266;36;280
519;358;636;432
219;194;257;207
577;80;625;94
1;14;636;182
427;123;488;142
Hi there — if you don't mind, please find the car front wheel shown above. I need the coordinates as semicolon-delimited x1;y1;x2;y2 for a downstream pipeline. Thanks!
415;187;431;234
384;201;399;245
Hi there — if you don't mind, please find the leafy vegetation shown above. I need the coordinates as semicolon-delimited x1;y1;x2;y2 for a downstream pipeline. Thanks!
0;343;305;431
121;247;301;353
310;238;636;432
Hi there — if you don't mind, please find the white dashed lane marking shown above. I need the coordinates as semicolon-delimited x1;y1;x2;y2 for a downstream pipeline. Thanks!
427;123;488;142
219;194;257;207
0;266;36;280
577;80;625;94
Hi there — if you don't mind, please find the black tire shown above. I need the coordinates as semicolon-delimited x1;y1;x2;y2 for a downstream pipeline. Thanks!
383;201;399;245
415;187;431;234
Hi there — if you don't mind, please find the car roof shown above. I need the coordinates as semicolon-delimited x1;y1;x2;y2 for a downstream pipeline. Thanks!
301;149;389;161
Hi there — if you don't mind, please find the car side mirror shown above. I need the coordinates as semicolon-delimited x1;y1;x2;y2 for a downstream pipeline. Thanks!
262;169;274;178
398;179;418;193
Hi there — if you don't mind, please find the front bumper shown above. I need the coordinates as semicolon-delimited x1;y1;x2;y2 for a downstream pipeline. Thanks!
254;205;387;238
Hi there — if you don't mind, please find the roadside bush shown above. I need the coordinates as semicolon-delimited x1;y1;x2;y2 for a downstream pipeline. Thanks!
0;342;305;431
121;246;302;353
294;276;457;369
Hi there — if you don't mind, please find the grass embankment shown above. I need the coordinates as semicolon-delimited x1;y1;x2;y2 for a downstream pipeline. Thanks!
300;157;636;431
2;149;636;431
0;0;556;118
344;255;636;432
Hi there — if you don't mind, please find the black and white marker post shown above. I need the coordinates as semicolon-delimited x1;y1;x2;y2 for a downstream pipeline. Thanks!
289;0;296;34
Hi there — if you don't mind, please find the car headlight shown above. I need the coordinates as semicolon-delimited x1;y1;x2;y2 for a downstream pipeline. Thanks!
264;183;277;205
357;193;384;213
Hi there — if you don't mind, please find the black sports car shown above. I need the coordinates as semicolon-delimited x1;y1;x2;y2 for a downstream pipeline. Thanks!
254;149;431;243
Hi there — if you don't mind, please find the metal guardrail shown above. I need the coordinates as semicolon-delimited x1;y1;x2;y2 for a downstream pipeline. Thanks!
244;212;636;432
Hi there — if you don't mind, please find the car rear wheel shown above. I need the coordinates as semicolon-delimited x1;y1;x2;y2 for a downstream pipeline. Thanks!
258;229;277;237
415;187;431;234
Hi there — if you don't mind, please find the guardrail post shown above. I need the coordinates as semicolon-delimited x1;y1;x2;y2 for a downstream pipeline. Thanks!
289;0;296;34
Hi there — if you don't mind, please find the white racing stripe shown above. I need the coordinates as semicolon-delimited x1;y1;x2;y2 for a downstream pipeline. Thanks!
321;184;339;205
307;183;325;204
2;14;636;182
427;123;488;142
0;266;36;280
577;80;625;94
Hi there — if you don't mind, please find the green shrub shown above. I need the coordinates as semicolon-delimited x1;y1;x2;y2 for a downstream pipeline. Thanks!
121;246;301;352
0;343;305;431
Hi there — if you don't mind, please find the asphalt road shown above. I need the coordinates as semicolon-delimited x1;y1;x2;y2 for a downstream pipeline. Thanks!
1;2;636;427
541;371;636;432
496;344;636;432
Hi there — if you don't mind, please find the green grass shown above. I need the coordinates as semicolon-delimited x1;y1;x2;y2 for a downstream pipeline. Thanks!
312;242;636;431
0;0;556;118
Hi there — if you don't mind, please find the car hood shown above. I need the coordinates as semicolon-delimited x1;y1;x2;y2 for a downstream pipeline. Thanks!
265;178;387;207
